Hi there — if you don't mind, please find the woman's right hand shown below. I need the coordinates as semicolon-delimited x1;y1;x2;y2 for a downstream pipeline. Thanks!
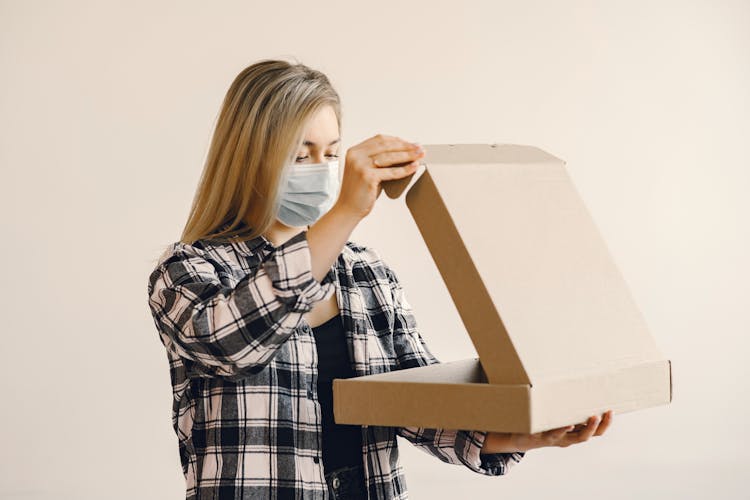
306;134;424;282
332;134;425;221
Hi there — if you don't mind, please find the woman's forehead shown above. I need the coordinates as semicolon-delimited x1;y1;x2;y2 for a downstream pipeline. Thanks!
300;106;339;147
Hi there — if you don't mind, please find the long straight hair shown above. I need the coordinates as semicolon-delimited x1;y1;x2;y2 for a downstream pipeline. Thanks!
180;59;342;245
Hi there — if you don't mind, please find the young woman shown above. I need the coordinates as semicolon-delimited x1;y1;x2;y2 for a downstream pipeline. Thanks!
147;59;613;500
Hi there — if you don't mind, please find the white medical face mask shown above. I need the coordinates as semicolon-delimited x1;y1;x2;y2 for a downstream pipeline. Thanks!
276;159;340;227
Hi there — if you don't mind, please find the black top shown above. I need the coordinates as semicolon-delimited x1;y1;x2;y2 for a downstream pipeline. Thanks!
311;314;363;472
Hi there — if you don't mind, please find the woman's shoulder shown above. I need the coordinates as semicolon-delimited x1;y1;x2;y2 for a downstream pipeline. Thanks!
149;239;234;278
153;239;207;264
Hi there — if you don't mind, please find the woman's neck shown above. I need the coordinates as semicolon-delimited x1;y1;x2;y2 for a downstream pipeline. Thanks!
263;219;308;247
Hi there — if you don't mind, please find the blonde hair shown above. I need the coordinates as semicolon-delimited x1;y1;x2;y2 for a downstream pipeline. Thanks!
179;58;342;245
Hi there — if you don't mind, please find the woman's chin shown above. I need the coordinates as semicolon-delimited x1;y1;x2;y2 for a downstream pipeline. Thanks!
275;218;306;229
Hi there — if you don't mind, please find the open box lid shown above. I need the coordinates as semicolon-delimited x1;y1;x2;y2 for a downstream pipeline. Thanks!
383;144;666;387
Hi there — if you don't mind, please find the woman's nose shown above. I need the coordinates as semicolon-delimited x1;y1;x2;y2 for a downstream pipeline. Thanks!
310;152;325;163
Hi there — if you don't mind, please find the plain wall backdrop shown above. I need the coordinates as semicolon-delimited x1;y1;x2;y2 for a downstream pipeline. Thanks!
1;1;748;498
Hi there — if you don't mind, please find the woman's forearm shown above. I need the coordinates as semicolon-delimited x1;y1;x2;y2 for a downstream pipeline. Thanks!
306;204;362;282
480;432;524;454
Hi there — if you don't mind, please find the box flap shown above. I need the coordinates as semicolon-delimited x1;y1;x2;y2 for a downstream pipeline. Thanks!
383;144;666;385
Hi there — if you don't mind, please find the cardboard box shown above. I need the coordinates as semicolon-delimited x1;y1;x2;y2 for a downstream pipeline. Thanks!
333;144;672;434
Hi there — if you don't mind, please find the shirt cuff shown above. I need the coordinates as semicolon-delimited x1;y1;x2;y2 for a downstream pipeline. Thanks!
462;430;526;476
260;230;335;313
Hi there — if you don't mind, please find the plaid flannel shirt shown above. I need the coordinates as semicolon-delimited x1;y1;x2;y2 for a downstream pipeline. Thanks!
147;229;524;500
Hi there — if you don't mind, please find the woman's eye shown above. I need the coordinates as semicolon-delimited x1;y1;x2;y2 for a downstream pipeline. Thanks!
295;154;339;162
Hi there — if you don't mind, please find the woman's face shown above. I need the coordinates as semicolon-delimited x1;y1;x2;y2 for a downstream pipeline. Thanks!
295;105;340;165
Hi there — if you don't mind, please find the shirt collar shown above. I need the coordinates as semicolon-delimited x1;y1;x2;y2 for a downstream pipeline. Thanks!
231;233;274;256
214;221;274;257
218;222;314;257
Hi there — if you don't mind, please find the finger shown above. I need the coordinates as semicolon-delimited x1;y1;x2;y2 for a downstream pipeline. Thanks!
371;148;425;168
356;134;420;157
568;422;588;433
543;424;574;437
593;410;613;437
578;415;601;442
561;416;598;446
373;160;420;181
542;425;573;443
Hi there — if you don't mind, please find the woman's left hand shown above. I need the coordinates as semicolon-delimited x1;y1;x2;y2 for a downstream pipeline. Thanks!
481;410;614;453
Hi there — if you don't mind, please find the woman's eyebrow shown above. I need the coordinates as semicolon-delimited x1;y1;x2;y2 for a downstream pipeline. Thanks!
302;138;340;147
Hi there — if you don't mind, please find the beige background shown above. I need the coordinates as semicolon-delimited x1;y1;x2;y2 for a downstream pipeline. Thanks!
1;1;748;498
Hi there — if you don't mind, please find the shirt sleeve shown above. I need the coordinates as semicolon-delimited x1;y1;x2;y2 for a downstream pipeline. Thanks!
384;264;526;476
147;230;334;380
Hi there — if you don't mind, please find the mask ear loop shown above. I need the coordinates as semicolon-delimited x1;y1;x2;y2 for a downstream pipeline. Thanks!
329;159;342;201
